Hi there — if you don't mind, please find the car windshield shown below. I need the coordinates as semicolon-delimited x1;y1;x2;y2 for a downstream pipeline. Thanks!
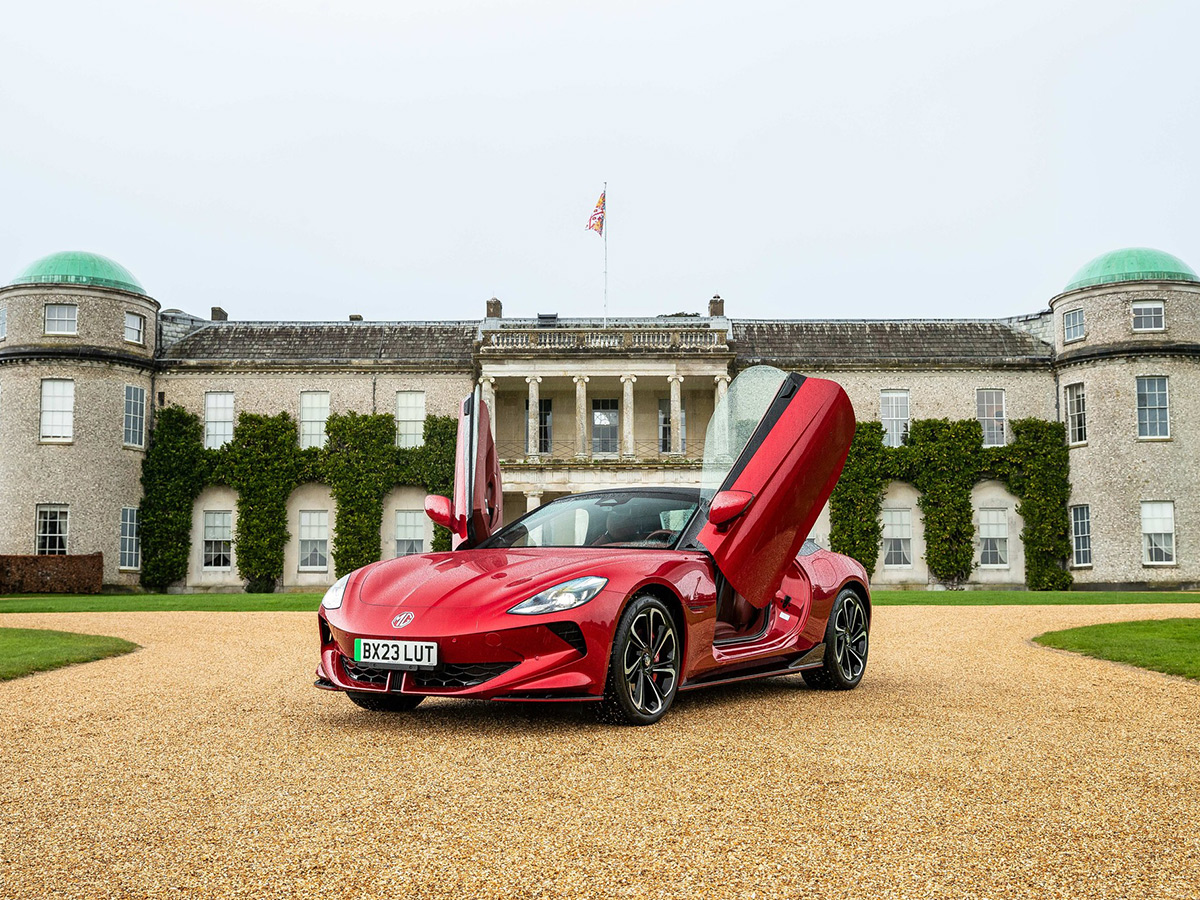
700;365;788;500
481;490;701;550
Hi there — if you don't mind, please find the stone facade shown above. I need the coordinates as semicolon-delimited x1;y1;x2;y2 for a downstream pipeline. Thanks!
3;248;1199;592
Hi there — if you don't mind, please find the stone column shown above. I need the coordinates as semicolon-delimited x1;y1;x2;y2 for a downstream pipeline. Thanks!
479;376;497;440
525;376;542;457
668;375;684;455
714;374;731;407
525;491;543;513
573;375;589;457
620;374;637;458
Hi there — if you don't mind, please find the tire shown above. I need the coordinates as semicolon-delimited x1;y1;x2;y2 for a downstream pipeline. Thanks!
597;594;682;726
802;588;869;690
347;691;425;712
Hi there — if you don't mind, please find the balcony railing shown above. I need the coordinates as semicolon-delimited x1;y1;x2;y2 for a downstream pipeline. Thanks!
496;439;707;463
480;327;728;352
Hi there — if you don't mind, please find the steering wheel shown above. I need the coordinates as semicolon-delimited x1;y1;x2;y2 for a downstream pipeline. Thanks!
644;529;675;543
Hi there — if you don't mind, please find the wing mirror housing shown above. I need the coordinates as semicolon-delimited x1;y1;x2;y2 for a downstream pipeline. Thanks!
424;494;453;529
708;490;755;531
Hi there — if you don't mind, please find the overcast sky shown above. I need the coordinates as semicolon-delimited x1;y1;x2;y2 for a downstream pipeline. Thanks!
1;0;1196;322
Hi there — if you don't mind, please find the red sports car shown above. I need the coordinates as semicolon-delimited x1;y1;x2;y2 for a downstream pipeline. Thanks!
315;365;871;725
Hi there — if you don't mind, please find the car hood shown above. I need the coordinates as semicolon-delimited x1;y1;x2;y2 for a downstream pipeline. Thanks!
353;547;662;611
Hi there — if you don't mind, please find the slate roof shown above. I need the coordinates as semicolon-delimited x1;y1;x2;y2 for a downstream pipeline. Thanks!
161;322;478;367
730;320;1053;369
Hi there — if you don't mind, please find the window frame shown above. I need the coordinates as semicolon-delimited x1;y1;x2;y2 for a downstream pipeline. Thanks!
1131;300;1165;333
299;391;331;450
1135;376;1170;440
977;508;1009;568
1062;308;1085;343
202;510;233;570
124;311;146;345
395;509;426;557
124;384;147;449
591;398;619;456
1064;382;1087;445
43;303;78;335
120;507;141;571
35;504;70;555
524;397;553;454
297;509;329;572
880;390;910;448
0;305;7;341
395;391;426;449
1140;501;1175;566
40;378;75;443
881;507;913;568
204;391;235;449
976;388;1007;448
1070;504;1091;568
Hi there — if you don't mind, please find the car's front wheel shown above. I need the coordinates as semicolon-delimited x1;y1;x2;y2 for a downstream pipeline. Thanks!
597;595;681;726
802;588;869;690
347;691;425;712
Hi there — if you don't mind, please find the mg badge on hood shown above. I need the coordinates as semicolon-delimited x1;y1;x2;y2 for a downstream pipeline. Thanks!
392;612;415;629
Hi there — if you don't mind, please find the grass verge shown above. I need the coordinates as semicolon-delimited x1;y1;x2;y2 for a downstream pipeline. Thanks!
1034;618;1200;680
0;594;322;614
872;590;1199;606
0;628;139;681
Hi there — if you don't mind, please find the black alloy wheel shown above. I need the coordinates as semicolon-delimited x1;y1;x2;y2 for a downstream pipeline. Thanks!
598;594;681;725
802;588;869;690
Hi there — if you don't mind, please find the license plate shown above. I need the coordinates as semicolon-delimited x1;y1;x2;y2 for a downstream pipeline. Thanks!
354;638;438;670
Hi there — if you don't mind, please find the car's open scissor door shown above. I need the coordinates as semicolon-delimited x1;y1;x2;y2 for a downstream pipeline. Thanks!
448;386;503;549
691;366;855;609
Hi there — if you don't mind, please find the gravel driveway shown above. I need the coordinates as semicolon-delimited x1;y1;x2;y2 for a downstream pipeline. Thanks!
1;604;1198;900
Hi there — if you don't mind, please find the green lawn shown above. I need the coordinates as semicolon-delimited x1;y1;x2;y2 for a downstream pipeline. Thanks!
0;627;139;681
872;590;1200;606
0;589;1197;614
1035;618;1200;680
0;594;322;614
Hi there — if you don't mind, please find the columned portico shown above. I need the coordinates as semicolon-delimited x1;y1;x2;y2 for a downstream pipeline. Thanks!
573;375;589;456
620;374;637;458
668;374;684;455
525;375;542;457
714;374;731;407
524;490;543;513
479;375;497;438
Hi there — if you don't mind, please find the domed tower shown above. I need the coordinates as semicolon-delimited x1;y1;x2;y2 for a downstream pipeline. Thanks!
0;252;159;587
1050;247;1200;588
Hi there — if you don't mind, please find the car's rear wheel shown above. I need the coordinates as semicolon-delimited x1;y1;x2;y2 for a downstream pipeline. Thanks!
802;588;869;690
347;691;425;712
598;595;681;726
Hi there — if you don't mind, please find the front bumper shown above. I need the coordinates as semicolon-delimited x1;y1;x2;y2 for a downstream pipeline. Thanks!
315;609;611;702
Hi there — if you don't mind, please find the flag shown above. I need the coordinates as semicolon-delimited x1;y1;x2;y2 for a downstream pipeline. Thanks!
587;190;605;235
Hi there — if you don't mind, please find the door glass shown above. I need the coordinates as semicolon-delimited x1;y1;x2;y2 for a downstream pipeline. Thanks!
701;365;788;498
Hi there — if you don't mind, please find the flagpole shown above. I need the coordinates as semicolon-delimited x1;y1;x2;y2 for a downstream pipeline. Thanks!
603;181;608;327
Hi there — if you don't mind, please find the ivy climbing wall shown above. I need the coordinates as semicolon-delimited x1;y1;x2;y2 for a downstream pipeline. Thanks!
829;418;1072;590
139;407;456;592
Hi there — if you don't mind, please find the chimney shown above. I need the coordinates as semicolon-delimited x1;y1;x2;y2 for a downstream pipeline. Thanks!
211;307;228;321
708;294;724;317
349;314;363;322
486;296;502;318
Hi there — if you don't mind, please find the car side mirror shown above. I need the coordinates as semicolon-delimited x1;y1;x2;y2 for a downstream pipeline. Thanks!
424;495;453;529
708;490;754;530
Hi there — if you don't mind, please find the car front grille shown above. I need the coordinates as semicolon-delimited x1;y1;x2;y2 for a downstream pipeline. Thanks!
410;662;518;689
340;657;388;686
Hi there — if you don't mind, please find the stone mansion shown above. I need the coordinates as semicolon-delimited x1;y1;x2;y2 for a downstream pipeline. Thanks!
1;247;1197;591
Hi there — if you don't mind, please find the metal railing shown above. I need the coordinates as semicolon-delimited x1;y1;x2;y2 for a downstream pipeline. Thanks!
496;438;707;463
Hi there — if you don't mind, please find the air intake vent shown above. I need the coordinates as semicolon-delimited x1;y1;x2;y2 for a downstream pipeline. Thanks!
546;622;587;656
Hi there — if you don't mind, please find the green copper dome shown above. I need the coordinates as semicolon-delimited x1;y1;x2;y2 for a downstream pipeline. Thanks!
8;251;146;295
1066;247;1198;292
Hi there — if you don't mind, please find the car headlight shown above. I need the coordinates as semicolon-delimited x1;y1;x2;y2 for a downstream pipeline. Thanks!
321;573;351;610
508;576;608;615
